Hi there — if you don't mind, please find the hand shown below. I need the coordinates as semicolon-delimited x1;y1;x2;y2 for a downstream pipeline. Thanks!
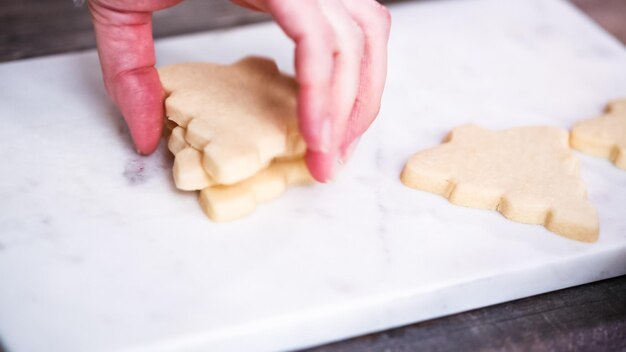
233;0;391;182
89;0;391;182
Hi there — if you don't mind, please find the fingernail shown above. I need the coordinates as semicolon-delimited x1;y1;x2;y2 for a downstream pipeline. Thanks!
339;137;360;164
318;117;332;153
322;155;339;183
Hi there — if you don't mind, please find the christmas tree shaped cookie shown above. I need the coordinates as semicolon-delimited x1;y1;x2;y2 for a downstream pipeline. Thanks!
159;57;312;222
401;125;599;242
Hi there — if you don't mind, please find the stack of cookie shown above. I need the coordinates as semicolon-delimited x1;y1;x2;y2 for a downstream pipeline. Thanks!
159;57;313;222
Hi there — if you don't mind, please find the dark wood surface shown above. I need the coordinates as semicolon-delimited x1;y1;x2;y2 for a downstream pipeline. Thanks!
0;0;270;62
1;1;625;351
573;0;626;45
307;276;626;352
1;0;625;62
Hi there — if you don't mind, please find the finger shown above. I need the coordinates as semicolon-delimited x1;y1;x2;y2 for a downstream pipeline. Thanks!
269;0;365;181
267;0;337;181
319;0;364;130
339;0;391;161
89;0;180;154
308;0;364;179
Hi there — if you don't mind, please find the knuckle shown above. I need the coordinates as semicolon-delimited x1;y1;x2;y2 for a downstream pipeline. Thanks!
376;4;392;31
324;26;339;49
353;22;366;44
345;23;365;56
367;1;391;32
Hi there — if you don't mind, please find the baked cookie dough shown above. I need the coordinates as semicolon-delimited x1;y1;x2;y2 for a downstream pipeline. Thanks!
571;99;626;170
159;57;313;222
401;125;599;242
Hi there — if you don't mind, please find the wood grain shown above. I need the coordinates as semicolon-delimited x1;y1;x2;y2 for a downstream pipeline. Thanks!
571;0;626;45
306;276;626;352
0;0;269;62
1;0;624;62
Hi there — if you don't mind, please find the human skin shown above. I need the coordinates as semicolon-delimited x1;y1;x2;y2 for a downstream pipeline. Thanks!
89;0;391;182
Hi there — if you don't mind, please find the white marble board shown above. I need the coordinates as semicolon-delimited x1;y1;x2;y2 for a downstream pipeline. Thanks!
1;0;626;351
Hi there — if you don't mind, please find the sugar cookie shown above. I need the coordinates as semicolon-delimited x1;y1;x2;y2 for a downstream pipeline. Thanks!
199;159;311;222
401;125;599;242
160;57;313;222
571;99;626;170
159;57;306;185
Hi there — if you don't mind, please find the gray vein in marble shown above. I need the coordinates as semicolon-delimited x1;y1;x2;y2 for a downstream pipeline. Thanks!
374;135;392;267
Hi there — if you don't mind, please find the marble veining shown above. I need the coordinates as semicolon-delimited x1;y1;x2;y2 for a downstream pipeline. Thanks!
1;0;626;351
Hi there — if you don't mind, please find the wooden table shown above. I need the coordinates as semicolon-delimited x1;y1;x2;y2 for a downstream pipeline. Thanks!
1;1;625;351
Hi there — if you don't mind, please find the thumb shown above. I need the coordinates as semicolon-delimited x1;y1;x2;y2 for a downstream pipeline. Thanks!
89;1;166;155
